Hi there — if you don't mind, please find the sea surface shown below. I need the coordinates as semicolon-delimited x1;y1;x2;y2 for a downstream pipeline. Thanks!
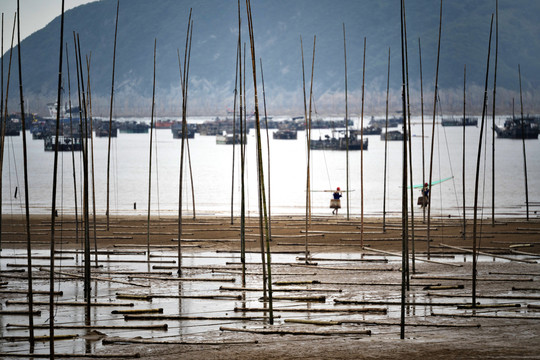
1;115;539;219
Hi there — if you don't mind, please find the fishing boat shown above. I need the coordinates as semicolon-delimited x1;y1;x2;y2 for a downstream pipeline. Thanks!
273;129;297;139
310;130;367;150
43;135;82;151
362;125;382;135
118;121;149;134
441;117;478;126
380;130;404;141
369;116;402;128
494;117;539;139
171;122;196;139
216;132;246;144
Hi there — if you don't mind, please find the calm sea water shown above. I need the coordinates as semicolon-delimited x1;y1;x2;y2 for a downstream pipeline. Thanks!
1;115;539;219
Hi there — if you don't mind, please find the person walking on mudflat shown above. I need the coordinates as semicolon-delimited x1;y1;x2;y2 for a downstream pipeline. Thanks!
331;187;342;215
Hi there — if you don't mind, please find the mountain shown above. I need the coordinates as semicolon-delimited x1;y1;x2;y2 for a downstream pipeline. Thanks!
2;0;540;117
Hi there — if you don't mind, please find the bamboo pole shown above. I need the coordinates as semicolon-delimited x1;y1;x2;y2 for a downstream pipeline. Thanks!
518;64;529;221
230;36;239;226
383;47;390;232
16;0;35;346
472;14;494;308
403;2;414;277
491;0;498;226
220;326;371;336
245;0;273;323
147;39;156;261
260;58;271;241
300;36;309;263
85;54;98;268
462;64;466;238
360;36;366;247
427;0;443;260
343;23;350;220
399;0;409;340
0;13;4;251
178;10;193;276
49;2;65;357
65;45;78;245
237;0;246;286
418;38;425;223
106;0;119;231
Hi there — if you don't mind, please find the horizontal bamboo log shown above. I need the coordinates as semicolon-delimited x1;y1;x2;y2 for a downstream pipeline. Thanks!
490;271;540;276
427;293;540;300
7;323;168;330
39;267;150;288
290;264;396;272
333;299;473;307
0;290;63;295
6;300;134;307
1;334;78;342
235;307;387;314
412;275;533;282
431;312;540;320
274;280;321;285
0;310;41;316
440;243;537;264
102;336;257;345
296;257;388;263
284;319;342;326
0;352;141;358
220;286;342;293
111;308;163;314
260;295;326;302
220;326;371;336
527;304;540;309
338;319;480;328
127;275;235;282
457;303;521;309
362;247;463;267
423;285;464;290
115;294;152;301
512;287;540;291
123;314;272;321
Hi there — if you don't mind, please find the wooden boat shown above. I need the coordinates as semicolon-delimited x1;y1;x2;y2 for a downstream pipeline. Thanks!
380;130;403;141
495;117;539;139
441;117;478;126
273;129;297;139
216;132;246;144
310;131;367;150
43;135;82;151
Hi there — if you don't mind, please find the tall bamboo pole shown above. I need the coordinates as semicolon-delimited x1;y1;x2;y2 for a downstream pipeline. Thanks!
360;37;365;247
260;58;271;241
491;0;498;226
300;36;309;264
231;41;239;225
1;13;17;256
237;0;246;285
147;39;156;261
0;13;3;252
418;38;425;223
178;11;193;276
75;33;91;317
85;54;98;267
427;0;443;260
462;64;466;238
472;14;494;307
106;0;119;231
383;47;390;233
343;23;349;220
399;0;409;340
246;0;273;324
403;2;414;278
518;65;529;221
49;2;65;357
17;1;35;346
65;44;78;245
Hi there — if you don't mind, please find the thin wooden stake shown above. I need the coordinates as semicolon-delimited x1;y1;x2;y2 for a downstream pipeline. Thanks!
343;23;350;220
147;39;156;261
383;47;390;232
491;0;498;226
518;64;529;221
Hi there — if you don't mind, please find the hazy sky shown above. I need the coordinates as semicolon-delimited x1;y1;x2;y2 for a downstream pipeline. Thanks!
1;0;98;54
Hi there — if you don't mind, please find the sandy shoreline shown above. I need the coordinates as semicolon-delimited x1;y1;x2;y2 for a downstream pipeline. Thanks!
1;215;540;359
